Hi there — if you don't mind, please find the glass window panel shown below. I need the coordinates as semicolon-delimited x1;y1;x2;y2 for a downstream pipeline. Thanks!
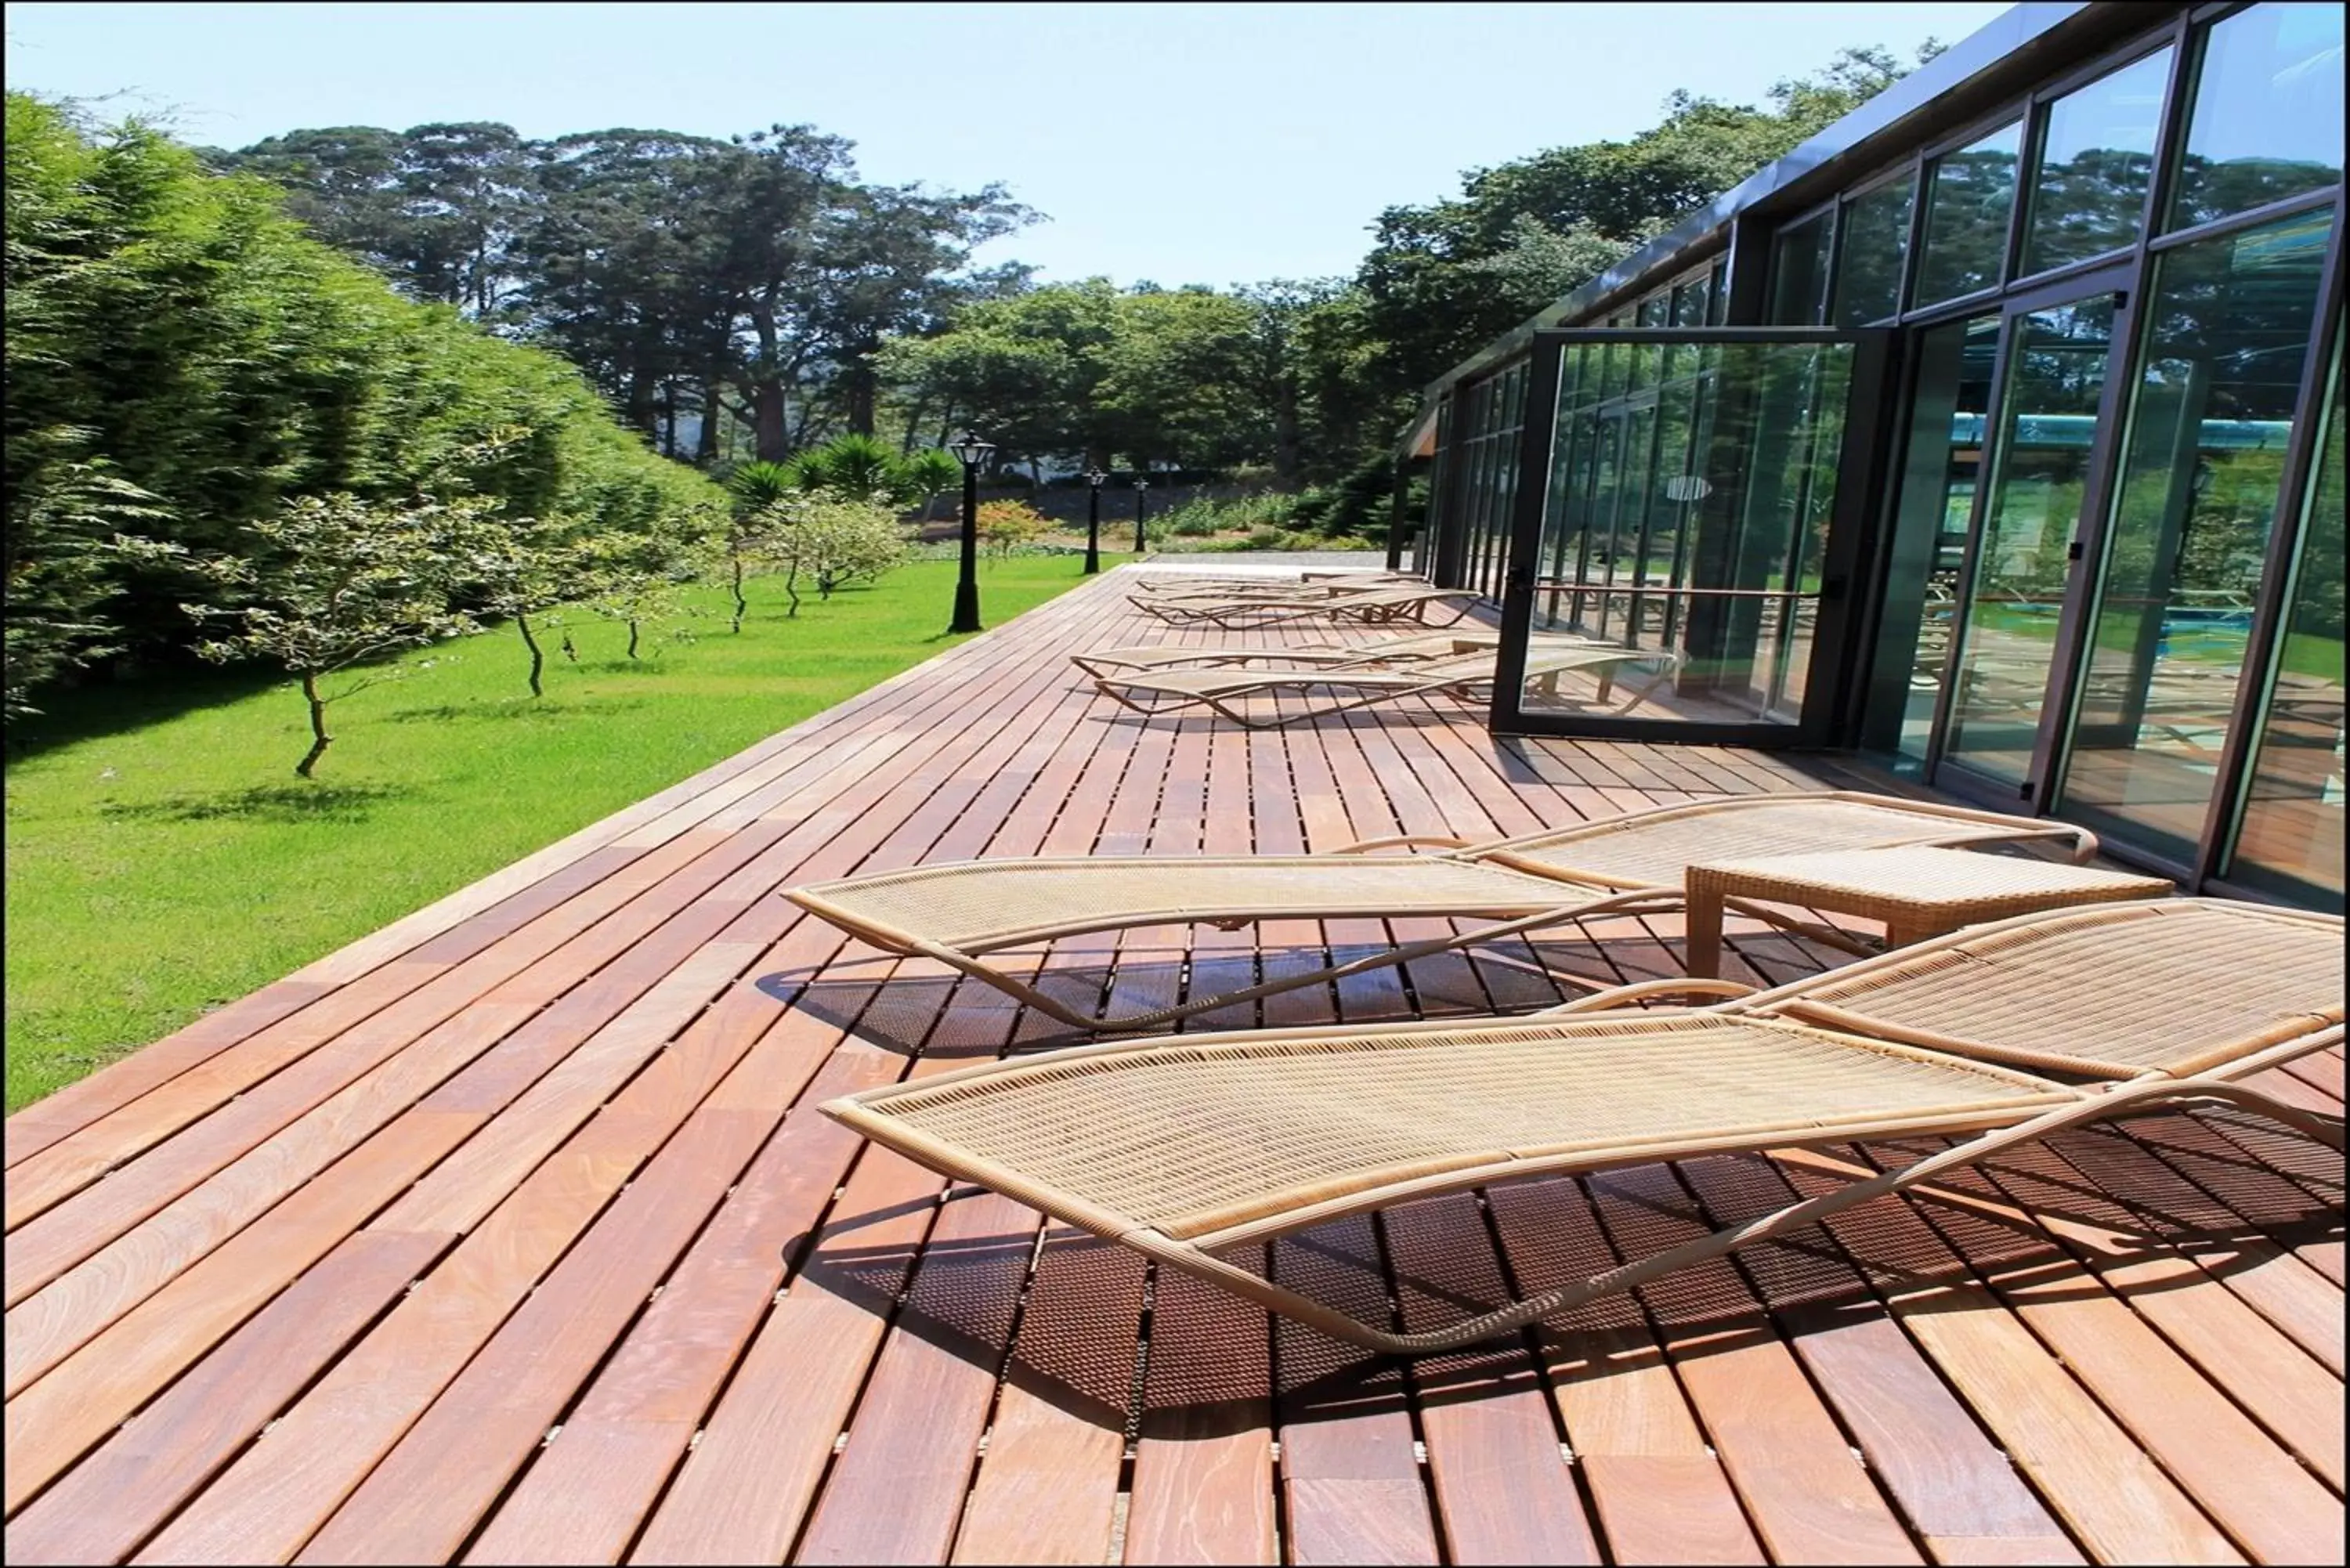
1522;341;1854;726
1671;274;1710;327
1942;296;2121;787
2054;207;2333;862
2170;2;2345;231
2022;47;2173;276
1831;175;1915;327
1768;211;1834;324
1861;314;2002;768
2228;323;2344;905
1915;121;2024;306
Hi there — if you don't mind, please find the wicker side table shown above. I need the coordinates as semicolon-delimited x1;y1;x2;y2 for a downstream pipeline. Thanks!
1683;845;2173;979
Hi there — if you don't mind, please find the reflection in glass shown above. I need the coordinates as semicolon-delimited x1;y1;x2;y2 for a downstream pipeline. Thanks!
2054;209;2331;862
2170;2;2345;230
1769;211;1835;325
1916;121;2023;306
1832;175;1914;327
1525;340;1854;726
2226;324;2343;905
1672;273;1711;327
1943;296;2120;786
1862;314;2001;769
2021;47;2172;276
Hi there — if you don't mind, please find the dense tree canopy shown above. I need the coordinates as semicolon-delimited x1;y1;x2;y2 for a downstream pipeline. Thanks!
2;92;721;714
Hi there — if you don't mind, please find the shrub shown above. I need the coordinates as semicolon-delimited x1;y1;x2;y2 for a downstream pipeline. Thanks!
976;498;1048;559
769;492;908;614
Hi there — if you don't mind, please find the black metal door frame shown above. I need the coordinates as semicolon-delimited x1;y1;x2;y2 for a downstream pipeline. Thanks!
1921;263;2141;813
1488;327;1894;746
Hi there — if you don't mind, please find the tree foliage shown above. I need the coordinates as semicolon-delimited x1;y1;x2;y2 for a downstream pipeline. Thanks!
2;91;724;714
168;493;502;775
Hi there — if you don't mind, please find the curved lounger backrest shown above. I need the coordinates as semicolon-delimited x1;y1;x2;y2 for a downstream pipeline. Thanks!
1470;792;2095;888
1752;897;2345;1081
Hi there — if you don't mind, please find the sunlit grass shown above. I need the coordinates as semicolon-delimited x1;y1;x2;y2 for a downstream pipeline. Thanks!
3;557;1108;1110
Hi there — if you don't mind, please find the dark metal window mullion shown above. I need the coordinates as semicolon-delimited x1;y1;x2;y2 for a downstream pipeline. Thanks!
1488;341;1567;732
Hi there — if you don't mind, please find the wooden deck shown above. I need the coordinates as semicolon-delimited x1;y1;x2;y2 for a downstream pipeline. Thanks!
5;567;2341;1566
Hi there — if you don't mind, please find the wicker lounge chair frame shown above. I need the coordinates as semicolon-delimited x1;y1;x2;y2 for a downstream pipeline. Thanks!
783;792;2098;1031
1130;585;1482;629
1090;645;1679;728
823;899;2344;1356
1069;629;1504;680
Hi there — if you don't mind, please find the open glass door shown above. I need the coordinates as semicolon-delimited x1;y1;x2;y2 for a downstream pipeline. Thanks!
1489;328;1891;744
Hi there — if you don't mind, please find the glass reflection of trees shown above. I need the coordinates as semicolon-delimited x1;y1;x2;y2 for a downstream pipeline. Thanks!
2055;207;2330;861
2019;47;2171;276
2229;324;2343;902
2168;2;2344;231
1915;123;2023;305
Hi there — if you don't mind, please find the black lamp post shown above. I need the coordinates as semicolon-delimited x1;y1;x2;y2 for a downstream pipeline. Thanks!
948;430;993;633
1082;467;1108;574
1132;471;1152;554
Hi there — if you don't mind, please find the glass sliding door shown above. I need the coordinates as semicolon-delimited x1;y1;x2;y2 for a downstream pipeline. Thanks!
1491;328;1885;744
1939;290;2126;791
1859;313;2001;769
2051;208;2334;862
2224;321;2344;906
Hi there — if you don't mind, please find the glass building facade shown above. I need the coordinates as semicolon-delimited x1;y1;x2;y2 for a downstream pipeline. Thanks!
1407;2;2345;910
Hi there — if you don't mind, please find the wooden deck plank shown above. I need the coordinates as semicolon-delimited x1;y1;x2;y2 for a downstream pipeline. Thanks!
1770;1147;2247;1566
949;1229;1145;1566
1583;1165;1925;1566
4;569;2336;1567
1858;1141;2342;1565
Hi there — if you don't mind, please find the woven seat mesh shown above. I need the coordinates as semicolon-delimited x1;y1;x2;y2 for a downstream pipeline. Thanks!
852;1016;2055;1240
1491;799;2038;888
1788;901;2345;1078
797;856;1591;951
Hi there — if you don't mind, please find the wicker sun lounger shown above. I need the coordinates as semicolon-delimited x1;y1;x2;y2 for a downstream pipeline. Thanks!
1070;628;1502;680
783;792;2096;1030
824;898;2345;1354
1091;644;1678;727
1131;585;1482;629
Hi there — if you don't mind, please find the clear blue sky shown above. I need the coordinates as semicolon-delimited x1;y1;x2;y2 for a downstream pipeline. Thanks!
5;1;2012;288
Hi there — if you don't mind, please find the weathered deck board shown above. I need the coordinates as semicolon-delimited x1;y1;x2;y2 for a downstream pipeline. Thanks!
5;566;2341;1566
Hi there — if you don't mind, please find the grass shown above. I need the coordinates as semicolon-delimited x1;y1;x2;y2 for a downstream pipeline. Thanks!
3;556;1112;1111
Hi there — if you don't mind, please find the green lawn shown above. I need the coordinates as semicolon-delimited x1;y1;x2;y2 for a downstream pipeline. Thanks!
4;556;1110;1111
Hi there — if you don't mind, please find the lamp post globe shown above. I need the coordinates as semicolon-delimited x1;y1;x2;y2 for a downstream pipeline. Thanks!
1133;473;1152;554
947;431;994;634
1082;468;1108;574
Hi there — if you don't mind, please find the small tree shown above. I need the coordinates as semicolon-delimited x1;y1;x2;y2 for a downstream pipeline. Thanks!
768;492;907;616
465;512;588;697
976;497;1047;560
175;493;492;776
578;505;720;659
723;460;797;633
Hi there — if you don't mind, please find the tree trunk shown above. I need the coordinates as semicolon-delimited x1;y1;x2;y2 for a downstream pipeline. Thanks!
697;374;723;464
783;563;802;618
295;673;332;778
627;619;642;660
660;382;677;457
843;349;878;436
516;612;545;697
751;380;787;461
626;366;656;436
1272;376;1303;490
730;552;747;633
